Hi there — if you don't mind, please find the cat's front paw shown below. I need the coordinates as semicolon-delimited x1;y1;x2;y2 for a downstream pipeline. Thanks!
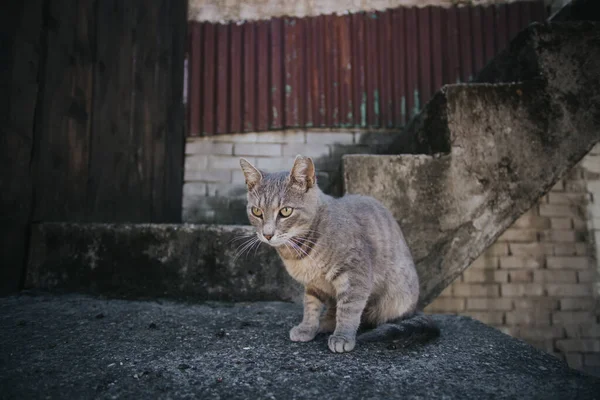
289;324;318;342
328;334;356;353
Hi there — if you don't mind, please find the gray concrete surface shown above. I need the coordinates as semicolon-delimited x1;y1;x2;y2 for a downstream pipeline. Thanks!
26;223;302;303
1;292;599;399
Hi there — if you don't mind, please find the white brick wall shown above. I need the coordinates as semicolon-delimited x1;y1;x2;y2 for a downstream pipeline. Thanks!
426;143;600;377
182;129;392;223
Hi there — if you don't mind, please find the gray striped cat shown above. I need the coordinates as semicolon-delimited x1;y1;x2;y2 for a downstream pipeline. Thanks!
240;155;439;353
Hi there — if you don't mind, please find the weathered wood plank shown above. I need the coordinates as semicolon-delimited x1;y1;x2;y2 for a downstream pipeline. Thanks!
0;1;44;294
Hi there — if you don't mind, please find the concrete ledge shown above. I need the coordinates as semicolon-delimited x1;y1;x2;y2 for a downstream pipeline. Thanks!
26;223;302;302
1;293;599;399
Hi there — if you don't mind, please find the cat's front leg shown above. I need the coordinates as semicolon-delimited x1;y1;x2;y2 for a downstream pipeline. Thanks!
328;269;370;353
290;287;325;342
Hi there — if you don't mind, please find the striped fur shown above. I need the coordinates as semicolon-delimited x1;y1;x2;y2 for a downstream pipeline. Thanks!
240;155;438;353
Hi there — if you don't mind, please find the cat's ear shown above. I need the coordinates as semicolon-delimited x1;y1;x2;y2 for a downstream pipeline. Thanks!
240;158;263;190
290;155;316;191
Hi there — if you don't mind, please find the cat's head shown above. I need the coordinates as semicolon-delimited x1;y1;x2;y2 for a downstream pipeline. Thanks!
239;155;320;247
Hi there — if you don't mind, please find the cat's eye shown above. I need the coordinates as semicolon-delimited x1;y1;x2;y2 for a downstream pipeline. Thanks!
251;207;263;218
279;207;293;218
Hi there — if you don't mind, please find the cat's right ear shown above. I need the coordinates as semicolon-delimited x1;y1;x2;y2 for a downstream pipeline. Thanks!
240;158;263;191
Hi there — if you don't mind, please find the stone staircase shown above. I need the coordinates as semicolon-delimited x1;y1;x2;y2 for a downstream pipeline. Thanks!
25;4;600;307
344;21;600;307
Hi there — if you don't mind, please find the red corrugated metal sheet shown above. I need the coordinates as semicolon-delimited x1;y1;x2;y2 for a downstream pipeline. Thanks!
187;1;548;136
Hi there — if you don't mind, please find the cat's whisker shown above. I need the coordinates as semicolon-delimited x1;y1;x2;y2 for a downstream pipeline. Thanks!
232;236;260;263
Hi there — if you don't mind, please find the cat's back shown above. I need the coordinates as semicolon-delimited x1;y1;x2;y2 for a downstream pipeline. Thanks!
327;193;401;237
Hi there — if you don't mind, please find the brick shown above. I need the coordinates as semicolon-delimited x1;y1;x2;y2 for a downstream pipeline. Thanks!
255;131;306;143
547;193;588;205
210;155;252;170
572;218;588;230
305;131;354;145
513;298;559;311
556;339;600;353
539;204;581;218
463;311;505;325
234;143;282;157
578;270;597;283
565;353;583;369
437;286;453;297
470;256;498;269
185;154;209;170
231;170;247;185
186;140;233;155
496;326;519;336
518;326;565;340
550;218;572;230
547;256;590;269
553;243;582;256
508;270;534;282
551;180;564;192
282;143;330;158
184;169;231;183
512;215;551;229
463;269;497;283
501;283;544;297
505;311;550;326
533;270;577;283
552;311;595;325
560;298;596;311
484;243;509;256
509;243;553;258
207;183;245;198
565;180;587;193
493;270;510;282
499;256;542;269
539;230;576;243
523;339;555;353
453;283;499;297
580;324;600;338
182;182;207;197
546;283;593;297
466;298;513;311
584;354;600;366
255;157;295;171
424;298;465;313
497;229;537;242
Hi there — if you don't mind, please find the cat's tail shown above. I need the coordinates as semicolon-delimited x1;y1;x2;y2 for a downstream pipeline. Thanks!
357;312;440;347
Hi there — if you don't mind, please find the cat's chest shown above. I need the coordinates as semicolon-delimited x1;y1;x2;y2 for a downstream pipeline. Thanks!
281;257;323;285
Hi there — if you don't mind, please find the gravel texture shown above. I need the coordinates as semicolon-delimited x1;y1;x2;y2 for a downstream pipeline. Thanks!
1;292;599;399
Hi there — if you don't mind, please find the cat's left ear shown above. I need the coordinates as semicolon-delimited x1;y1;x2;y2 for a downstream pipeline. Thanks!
240;158;263;191
290;155;316;191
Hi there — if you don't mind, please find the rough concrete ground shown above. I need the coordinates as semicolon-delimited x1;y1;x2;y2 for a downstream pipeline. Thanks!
1;293;599;400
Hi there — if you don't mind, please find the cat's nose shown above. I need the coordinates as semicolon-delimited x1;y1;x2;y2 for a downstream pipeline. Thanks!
264;234;273;241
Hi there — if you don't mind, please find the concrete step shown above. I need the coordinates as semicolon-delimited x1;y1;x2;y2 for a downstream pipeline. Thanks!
2;293;599;398
26;223;301;302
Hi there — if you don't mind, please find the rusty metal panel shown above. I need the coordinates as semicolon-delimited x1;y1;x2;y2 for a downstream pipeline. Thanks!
339;15;353;126
202;23;216;135
187;1;547;136
378;11;392;127
216;24;229;134
483;6;497;63
270;19;284;129
392;8;406;126
230;24;243;133
188;22;203;136
418;7;432;106
243;22;256;132
471;6;485;73
257;21;270;131
431;7;443;103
